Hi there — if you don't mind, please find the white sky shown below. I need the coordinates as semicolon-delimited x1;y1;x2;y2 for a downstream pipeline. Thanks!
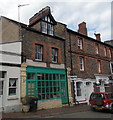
0;0;112;42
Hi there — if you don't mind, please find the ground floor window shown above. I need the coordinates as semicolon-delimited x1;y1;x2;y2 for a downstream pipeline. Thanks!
9;78;17;96
26;67;68;103
76;82;82;96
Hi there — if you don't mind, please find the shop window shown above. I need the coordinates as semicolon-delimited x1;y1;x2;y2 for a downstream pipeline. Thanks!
27;72;66;101
9;78;17;96
27;73;35;79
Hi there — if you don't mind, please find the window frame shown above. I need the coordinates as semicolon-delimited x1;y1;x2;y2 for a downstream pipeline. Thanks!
8;78;17;96
79;57;85;71
96;43;99;54
97;60;102;73
78;38;83;50
41;16;54;36
35;44;43;61
52;48;58;63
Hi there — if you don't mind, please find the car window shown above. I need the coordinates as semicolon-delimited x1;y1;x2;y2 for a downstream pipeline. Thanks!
106;94;113;99
90;94;105;99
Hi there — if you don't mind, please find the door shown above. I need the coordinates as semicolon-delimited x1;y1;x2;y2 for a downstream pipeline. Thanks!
60;81;68;103
74;81;85;102
0;81;3;110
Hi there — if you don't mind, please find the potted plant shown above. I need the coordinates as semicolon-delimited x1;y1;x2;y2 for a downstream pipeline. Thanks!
21;96;31;112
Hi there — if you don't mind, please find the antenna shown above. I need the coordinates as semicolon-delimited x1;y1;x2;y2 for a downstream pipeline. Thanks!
18;4;29;22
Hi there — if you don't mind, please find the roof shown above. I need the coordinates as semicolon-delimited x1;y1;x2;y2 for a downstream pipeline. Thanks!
67;28;113;48
29;6;57;26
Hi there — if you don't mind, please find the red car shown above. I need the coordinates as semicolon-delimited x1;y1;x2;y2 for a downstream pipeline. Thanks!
89;92;113;113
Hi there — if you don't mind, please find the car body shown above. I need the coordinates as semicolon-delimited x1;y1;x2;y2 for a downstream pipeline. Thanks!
89;92;113;113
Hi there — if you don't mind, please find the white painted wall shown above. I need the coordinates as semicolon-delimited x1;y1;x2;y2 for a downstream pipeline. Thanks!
0;41;21;112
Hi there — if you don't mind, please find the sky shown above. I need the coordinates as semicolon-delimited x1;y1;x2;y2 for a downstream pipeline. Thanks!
0;0;112;42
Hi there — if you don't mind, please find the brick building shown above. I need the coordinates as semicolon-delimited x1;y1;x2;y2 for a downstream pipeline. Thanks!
66;22;113;104
1;6;113;112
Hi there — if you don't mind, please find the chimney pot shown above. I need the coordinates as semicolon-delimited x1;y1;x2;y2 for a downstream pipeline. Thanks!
94;33;101;41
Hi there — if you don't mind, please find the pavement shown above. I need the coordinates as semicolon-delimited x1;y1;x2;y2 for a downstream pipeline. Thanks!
1;104;90;119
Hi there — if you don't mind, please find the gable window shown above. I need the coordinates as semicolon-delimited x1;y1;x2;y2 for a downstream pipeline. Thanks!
9;78;17;96
79;57;84;71
96;43;99;54
97;60;101;73
41;16;54;35
52;48;58;63
78;38;83;50
35;44;43;61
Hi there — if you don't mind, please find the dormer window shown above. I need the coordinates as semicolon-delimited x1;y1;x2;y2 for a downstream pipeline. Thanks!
41;16;54;36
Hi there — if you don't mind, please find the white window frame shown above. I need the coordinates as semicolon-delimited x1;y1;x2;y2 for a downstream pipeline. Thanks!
78;39;83;50
52;48;58;63
110;62;113;74
104;47;107;56
35;44;43;61
9;78;17;96
109;49;111;58
96;44;99;54
98;60;101;73
80;57;84;71
41;16;54;36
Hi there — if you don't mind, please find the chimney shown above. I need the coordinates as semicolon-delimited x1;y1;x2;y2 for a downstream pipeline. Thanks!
94;33;101;41
78;22;87;36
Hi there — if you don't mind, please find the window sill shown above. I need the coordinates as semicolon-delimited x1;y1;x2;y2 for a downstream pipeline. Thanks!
7;96;19;100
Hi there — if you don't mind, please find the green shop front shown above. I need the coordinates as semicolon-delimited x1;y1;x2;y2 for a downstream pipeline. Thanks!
26;66;68;109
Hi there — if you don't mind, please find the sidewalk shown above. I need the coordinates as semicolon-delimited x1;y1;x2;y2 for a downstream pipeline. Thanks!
2;104;90;119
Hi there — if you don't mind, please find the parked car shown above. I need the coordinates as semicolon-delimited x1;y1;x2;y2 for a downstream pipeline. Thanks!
89;92;113;113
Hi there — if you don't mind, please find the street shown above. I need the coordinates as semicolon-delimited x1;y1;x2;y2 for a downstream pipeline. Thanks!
49;110;113;119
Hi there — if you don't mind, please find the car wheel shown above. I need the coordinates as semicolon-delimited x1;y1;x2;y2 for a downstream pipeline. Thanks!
90;106;95;111
110;105;113;114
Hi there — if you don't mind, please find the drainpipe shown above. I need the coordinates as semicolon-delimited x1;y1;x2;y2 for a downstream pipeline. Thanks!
69;31;76;104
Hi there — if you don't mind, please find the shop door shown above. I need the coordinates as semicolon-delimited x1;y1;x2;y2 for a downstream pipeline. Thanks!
0;81;3;109
60;81;68;103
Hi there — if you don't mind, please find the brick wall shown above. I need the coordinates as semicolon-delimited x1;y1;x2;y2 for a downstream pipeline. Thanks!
66;31;112;79
22;28;65;65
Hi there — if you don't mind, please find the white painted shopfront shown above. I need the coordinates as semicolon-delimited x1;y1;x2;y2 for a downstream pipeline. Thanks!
0;41;21;113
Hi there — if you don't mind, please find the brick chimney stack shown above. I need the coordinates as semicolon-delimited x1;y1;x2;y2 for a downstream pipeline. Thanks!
94;33;101;41
78;22;87;36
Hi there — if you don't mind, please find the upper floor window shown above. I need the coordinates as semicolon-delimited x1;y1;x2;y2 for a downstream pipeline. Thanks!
110;62;113;73
52;48;58;63
35;44;43;61
97;60;102;73
41;16;54;36
79;57;85;71
96;43;99;54
109;49;111;58
104;47;107;57
78;38;83;50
